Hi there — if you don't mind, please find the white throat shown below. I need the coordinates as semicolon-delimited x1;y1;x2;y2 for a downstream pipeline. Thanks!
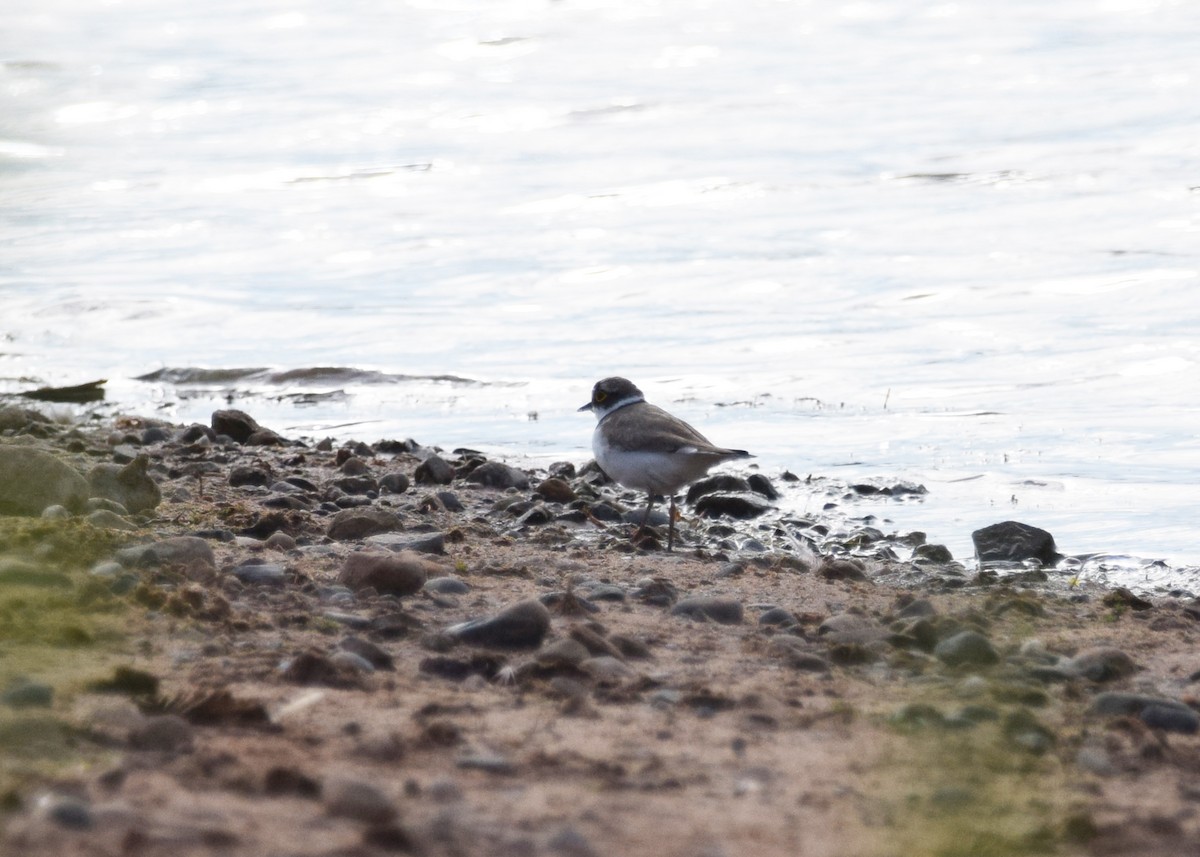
593;392;644;422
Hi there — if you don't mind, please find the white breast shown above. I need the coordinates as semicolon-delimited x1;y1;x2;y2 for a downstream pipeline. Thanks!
593;429;716;496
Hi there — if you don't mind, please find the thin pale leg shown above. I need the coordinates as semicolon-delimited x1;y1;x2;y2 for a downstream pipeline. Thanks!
634;494;656;541
667;495;677;552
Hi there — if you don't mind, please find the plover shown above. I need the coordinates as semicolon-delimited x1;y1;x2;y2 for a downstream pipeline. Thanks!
579;376;751;550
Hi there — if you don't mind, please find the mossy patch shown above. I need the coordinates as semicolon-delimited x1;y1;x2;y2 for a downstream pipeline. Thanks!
0;518;147;801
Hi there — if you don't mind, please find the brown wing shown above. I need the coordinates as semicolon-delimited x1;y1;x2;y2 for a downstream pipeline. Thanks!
604;402;747;457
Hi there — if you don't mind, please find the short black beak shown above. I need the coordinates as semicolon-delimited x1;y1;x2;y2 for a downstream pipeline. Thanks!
577;402;593;413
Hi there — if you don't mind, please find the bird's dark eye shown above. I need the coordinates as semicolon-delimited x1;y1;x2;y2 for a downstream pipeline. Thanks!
595;390;607;403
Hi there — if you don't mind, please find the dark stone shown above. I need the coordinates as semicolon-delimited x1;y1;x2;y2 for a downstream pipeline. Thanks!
338;551;431;596
896;598;937;619
211;409;262;444
934;630;999;667
758;606;797;627
670;596;744;625
1088;692;1194;719
685;474;751;504
818;558;869;582
1064;647;1138;682
913;543;954;563
818;613;887;645
1;678;54;709
334;476;378;495
516;504;554;526
117;536;215;568
465;461;530;490
129;714;194;752
229;465;270;488
1139;704;1200;734
414;454;455;485
339;637;395;671
436;491;464;512
339;456;370;476
281;650;350;687
380;472;410;494
323;779;397;824
746;473;778;500
447;599;550;649
536;477;576;504
1102;587;1153;611
971;521;1061;566
231;560;288;587
693;492;772;519
326;507;403;540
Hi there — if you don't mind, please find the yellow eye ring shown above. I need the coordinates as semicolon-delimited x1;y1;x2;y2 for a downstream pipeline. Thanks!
595;390;607;402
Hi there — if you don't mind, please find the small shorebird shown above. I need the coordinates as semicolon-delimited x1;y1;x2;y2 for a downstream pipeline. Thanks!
579;376;751;551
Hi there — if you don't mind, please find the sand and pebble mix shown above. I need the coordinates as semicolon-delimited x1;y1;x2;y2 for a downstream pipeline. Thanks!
0;402;1199;856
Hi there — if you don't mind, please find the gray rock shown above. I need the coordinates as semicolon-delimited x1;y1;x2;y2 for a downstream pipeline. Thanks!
1063;647;1137;682
38;794;93;830
448;599;550;649
116;536;215;568
338;636;394;671
694;492;772;519
971;521;1061;566
229;465;270;487
670;596;744;625
231;561;288;586
897;598;938;619
685;474;751;503
424;576;471;595
535;638;590;669
86;454;161;514
330;650;376;674
85;497;129;515
436;491;465;512
414;454;455;485
536;477;576;504
380;472;410;494
40;505;71;521
1;678;54;709
326;507;403;540
580;655;635;683
264;531;297;551
210;409;263;444
817;613;887;645
0;445;89;515
548;826;602;857
338;550;432;596
934;630;1000;667
365;531;445;555
0;405;49;432
466;461;530;490
1140;703;1200;734
1087;692;1192;718
324;778;397;824
86;509;137;531
129;714;194;752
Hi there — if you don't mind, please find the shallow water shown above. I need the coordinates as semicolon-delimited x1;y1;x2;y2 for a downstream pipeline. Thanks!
2;0;1199;583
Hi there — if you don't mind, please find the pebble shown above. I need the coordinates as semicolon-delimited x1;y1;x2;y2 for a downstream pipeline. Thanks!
535;638;590;669
447;599;551;649
768;638;832;673
414;454;455;485
231;560;288;586
1063;647;1137;682
746;473;779;500
340;456;370;476
580;655;635;683
424;576;471;595
934;630;999;667
436;491;465;512
330;650;377;674
365;531;446;555
1139;703;1200;734
0;444;90;514
117;536;215;568
129;714;195;752
670;596;744;625
467;461;531;490
339;636;395;670
326;507;403;540
324;778;398;824
40;504;72;520
457;752;516;775
265;531;297;551
685;474;751;503
339;550;433;596
1;677;54;709
536;477;577;504
380;472;411;494
817;613;887;645
693;492;773;520
85;509;137;530
36;793;93;830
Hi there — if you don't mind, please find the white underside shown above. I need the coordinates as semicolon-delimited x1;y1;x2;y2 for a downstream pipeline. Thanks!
593;432;723;496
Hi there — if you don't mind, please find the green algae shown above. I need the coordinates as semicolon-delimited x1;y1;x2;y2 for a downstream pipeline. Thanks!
0;518;147;803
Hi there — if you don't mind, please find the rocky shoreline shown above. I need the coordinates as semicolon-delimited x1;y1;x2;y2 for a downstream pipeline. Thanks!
1;403;1198;857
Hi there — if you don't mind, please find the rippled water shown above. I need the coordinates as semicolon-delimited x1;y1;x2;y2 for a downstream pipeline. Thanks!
3;0;1199;583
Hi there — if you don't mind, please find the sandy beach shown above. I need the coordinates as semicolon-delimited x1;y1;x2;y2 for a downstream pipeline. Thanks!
1;403;1198;857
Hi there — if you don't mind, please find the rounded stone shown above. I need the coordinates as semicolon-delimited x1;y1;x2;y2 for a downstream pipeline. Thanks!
934;630;999;667
324;778;398;824
338;551;432;597
447;599;550;649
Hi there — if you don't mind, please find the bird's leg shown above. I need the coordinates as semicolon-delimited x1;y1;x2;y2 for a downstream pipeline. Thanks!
634;494;657;541
667;495;677;552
